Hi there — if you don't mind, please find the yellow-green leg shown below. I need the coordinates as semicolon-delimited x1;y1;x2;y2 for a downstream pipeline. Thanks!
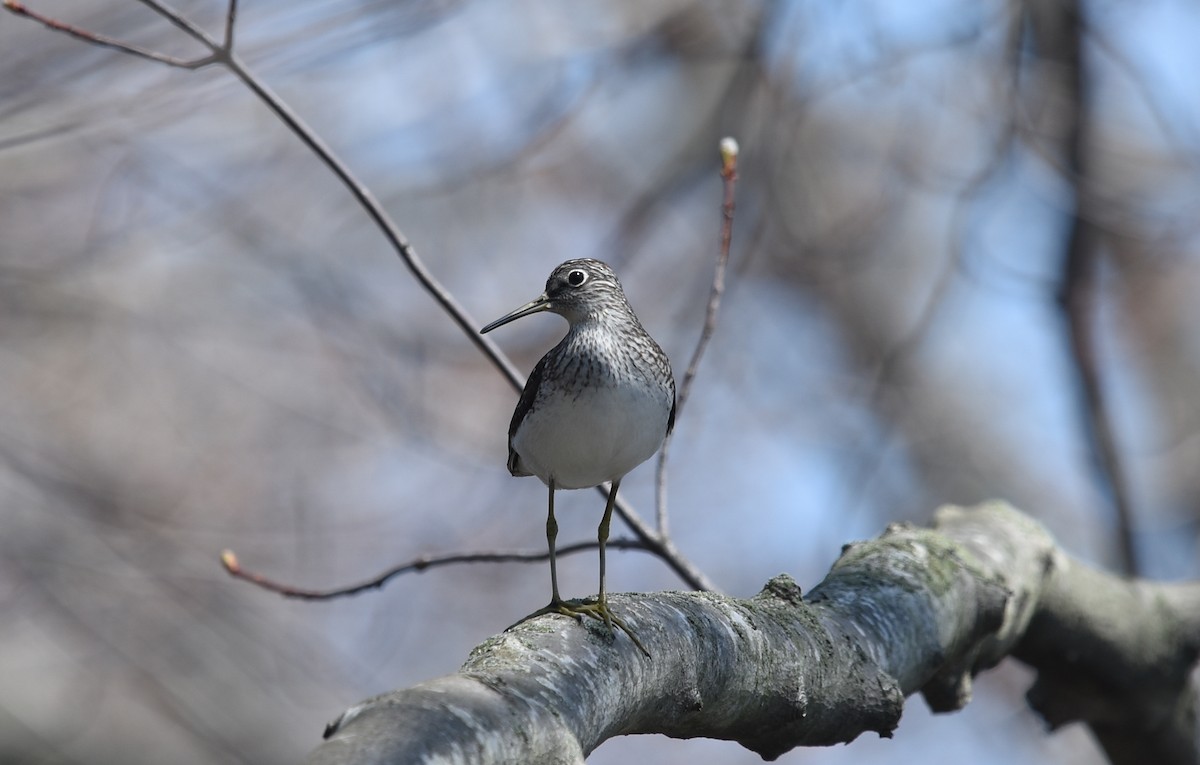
568;481;650;657
595;478;615;615
546;479;565;607
518;480;649;657
519;481;579;624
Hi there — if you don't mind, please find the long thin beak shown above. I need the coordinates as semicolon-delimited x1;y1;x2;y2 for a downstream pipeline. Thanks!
479;294;552;334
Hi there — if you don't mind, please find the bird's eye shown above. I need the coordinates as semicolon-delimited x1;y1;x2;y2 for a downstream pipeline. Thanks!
567;269;588;287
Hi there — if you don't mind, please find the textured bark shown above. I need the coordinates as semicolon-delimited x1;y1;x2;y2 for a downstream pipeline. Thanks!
1014;557;1200;764
307;502;1200;764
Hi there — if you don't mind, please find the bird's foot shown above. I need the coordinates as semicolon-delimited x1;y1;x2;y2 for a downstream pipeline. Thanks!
515;597;650;658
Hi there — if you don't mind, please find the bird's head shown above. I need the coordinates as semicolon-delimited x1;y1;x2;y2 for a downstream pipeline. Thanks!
480;259;628;332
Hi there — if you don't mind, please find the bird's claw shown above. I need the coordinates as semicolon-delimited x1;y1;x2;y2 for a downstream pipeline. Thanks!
514;598;650;658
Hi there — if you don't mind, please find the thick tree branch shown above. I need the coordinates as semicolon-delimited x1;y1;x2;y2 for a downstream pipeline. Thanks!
307;502;1200;764
1015;559;1200;764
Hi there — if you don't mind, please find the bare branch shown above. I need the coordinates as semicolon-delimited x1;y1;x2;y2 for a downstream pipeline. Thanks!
655;137;739;535
2;0;216;68
220;538;651;601
679;138;740;428
136;0;222;50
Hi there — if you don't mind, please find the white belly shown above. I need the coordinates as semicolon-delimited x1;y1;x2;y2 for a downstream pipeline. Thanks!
511;381;670;490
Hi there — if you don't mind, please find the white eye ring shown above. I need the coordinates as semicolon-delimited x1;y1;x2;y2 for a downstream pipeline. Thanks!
567;269;588;287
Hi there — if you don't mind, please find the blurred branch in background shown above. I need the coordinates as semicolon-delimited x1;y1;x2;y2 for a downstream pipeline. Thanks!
843;4;1024;513
1034;0;1139;574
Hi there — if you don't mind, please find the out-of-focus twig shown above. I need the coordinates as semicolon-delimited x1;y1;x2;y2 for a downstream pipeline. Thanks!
654;138;739;535
220;539;649;601
841;3;1025;519
1037;0;1138;575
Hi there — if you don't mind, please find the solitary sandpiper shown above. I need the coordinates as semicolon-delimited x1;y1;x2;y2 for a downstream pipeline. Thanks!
480;258;675;655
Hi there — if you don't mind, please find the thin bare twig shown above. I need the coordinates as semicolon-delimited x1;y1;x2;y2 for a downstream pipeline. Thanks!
654;138;739;535
683;138;740;418
136;0;219;47
3;0;217;68
223;0;238;50
4;0;716;592
220;539;650;601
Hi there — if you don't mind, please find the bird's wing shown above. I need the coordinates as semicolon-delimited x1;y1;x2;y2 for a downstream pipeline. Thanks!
506;356;546;477
666;387;676;437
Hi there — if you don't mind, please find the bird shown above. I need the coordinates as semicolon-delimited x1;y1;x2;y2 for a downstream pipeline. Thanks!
480;258;675;655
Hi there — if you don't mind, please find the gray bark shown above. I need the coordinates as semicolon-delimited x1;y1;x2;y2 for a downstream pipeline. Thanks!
307;502;1200;764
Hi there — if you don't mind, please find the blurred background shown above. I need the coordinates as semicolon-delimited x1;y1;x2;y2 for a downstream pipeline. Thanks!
2;0;1199;762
